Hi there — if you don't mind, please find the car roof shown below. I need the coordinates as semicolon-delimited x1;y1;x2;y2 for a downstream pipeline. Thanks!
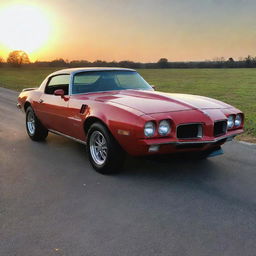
49;67;136;76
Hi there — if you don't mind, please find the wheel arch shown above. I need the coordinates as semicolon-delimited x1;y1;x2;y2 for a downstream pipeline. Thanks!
83;116;110;136
24;101;32;112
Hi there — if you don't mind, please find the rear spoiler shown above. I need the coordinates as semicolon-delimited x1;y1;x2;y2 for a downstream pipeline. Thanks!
22;87;38;92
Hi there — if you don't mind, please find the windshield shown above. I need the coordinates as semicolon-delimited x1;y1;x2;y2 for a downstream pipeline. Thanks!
72;70;153;94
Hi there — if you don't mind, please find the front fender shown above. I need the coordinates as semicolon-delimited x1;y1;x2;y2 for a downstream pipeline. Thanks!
82;102;146;153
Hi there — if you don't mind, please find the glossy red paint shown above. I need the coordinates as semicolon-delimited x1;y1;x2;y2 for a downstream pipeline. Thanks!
17;68;244;156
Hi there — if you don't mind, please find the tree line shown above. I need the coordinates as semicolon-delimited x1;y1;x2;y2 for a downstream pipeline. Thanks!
1;51;256;69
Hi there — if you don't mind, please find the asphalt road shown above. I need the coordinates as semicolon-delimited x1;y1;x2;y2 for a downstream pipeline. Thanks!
1;87;256;256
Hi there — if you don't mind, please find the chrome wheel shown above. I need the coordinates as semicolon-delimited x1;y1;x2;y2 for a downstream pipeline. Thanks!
89;131;108;166
27;110;35;135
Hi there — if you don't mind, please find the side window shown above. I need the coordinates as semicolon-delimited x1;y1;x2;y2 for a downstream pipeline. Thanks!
45;74;70;95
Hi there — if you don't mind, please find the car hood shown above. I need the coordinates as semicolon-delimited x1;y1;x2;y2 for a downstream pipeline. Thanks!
79;90;232;114
107;90;232;114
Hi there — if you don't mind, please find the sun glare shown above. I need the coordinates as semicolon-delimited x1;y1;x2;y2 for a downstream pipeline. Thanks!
0;4;51;53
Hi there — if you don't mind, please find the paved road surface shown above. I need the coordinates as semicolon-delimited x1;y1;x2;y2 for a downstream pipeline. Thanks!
1;87;256;256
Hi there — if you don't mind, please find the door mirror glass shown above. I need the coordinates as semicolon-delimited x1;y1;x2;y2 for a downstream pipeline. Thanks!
54;89;65;97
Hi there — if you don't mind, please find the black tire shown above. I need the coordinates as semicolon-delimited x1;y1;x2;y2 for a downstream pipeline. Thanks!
26;106;48;141
87;122;125;174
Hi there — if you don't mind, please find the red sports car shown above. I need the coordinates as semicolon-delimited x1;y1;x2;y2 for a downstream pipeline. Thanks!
17;68;244;174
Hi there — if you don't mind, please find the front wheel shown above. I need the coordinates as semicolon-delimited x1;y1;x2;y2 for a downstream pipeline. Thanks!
26;106;48;141
87;122;125;174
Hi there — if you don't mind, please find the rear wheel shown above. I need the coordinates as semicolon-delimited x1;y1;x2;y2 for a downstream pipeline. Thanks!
87;122;125;174
26;106;48;141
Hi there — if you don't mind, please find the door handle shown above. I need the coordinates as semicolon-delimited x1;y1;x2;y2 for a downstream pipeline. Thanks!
39;99;44;103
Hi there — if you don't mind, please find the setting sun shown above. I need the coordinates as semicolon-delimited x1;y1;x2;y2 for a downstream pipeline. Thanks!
0;4;50;54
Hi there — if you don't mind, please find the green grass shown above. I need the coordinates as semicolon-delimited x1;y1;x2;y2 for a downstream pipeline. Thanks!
0;67;59;90
0;67;255;141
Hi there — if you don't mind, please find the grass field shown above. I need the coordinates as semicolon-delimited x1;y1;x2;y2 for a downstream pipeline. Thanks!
0;67;255;142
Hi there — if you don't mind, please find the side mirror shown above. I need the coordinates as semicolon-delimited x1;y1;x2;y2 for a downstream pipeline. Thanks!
151;85;156;90
54;89;65;98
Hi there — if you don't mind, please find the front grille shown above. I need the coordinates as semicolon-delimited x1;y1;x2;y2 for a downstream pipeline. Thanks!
177;124;203;139
214;121;227;137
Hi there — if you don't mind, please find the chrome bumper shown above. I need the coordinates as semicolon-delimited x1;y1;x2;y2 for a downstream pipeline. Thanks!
152;133;241;146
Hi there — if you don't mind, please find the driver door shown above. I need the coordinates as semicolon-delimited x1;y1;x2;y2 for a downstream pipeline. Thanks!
35;74;70;134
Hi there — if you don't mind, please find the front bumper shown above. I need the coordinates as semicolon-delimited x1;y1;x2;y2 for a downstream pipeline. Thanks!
127;129;243;156
145;133;237;146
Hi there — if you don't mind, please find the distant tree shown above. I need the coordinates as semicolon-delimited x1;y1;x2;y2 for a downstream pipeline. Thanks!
7;50;30;66
93;60;107;67
226;57;235;68
212;57;226;68
157;58;169;68
245;55;252;66
118;60;139;68
213;57;226;62
109;61;118;67
50;58;67;67
244;55;256;67
70;60;90;67
19;54;256;69
0;56;4;67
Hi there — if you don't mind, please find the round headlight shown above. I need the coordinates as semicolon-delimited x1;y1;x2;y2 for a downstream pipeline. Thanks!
144;121;155;137
235;114;242;127
158;120;171;136
227;115;235;129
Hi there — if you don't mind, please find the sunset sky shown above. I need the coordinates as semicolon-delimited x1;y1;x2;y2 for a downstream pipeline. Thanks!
0;0;255;62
